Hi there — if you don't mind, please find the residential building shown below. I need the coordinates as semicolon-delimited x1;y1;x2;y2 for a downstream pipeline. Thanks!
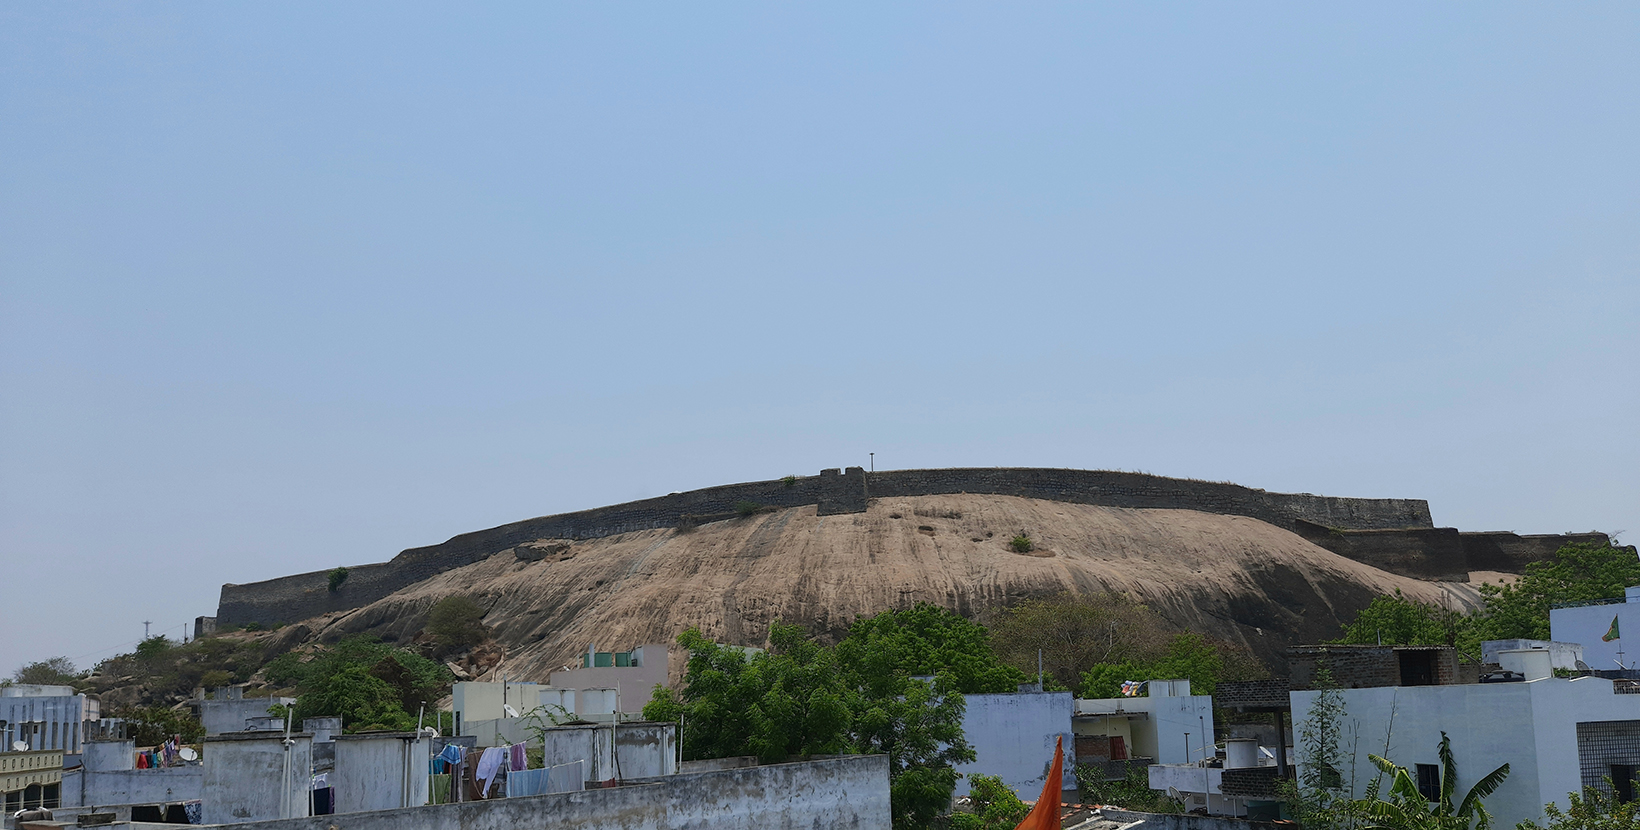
1;685;100;754
1074;679;1215;774
193;687;296;736
1148;737;1286;818
59;738;203;822
1290;659;1640;828
331;732;432;814
547;645;669;715
952;686;1075;799
450;681;541;737
2;749;63;815
1551;586;1640;671
200;731;313;825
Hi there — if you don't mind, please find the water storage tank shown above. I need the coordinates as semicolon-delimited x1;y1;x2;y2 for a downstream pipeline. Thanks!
1498;649;1554;681
1224;738;1259;769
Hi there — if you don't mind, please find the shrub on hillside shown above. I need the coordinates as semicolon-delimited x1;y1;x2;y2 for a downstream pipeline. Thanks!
428;596;489;652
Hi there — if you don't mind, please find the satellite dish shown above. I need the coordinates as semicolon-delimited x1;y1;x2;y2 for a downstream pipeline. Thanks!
178;747;198;762
11;741;26;752
503;704;519;718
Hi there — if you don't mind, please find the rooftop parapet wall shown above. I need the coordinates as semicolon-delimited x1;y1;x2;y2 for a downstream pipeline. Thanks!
216;467;1432;626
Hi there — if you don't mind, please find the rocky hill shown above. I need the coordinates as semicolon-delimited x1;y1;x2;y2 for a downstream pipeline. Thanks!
255;493;1499;677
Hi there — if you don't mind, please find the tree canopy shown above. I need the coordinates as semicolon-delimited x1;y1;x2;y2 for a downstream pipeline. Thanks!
11;657;81;686
645;603;1014;830
1479;542;1640;641
987;592;1170;690
1336;542;1640;652
263;635;453;731
427;596;490;654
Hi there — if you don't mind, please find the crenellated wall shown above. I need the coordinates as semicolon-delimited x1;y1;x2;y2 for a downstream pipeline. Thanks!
216;467;1435;626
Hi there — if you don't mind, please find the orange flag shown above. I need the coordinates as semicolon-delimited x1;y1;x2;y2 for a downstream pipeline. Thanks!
1013;734;1063;830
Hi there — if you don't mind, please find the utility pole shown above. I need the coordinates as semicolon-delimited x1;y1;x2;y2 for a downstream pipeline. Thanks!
143;621;152;639
869;453;874;473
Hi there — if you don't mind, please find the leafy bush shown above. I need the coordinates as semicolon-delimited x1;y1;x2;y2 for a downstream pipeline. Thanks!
1520;779;1640;830
734;500;764;518
327;567;350;593
1009;534;1034;553
781;475;798;488
1075;765;1183;813
950;774;1030;830
427;596;489;653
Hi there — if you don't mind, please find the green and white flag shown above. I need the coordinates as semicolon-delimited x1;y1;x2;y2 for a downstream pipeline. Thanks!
1604;614;1621;642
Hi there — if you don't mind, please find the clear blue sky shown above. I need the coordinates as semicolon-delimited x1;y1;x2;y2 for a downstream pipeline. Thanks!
3;4;1636;676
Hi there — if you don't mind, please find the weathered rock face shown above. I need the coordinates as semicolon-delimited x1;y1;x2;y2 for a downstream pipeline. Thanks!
296;494;1483;677
215;467;1437;628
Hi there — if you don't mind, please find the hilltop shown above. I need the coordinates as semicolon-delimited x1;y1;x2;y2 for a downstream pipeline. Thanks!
251;494;1485;677
204;468;1605;684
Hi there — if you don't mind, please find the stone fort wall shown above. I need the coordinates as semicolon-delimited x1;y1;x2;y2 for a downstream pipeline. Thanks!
216;467;1435;626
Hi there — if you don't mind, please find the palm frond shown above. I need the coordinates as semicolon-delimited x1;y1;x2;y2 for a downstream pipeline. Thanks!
1457;763;1511;819
1438;731;1458;816
1360;798;1415;829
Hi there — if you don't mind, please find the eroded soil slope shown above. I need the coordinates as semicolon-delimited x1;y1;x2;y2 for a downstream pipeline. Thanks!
283;495;1480;677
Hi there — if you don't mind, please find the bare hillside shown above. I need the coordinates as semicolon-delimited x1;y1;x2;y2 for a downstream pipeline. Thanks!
271;494;1480;678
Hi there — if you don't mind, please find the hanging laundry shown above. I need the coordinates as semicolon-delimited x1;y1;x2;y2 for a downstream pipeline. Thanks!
506;768;549;798
438;744;465;765
548;760;587;794
136;752;149;769
475;746;507;796
509;742;527;772
430;775;452;805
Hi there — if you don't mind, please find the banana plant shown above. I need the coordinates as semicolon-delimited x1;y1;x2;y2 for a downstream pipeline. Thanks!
1360;731;1511;830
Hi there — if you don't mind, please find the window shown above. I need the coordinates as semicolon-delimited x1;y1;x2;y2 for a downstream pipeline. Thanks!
1614;765;1638;803
1417;764;1440;802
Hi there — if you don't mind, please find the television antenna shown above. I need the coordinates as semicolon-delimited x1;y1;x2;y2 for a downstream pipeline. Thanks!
143;621;152;638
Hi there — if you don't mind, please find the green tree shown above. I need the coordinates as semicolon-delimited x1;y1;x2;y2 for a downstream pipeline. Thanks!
263;635;453;731
949;774;1030;830
12;657;81;686
988;593;1172;690
1335;591;1480;658
1519;780;1640;830
645;623;851;763
835;602;1026;696
649;605;1011;830
116;705;205;746
850;675;975;830
426;596;489;654
1077;632;1262;698
1360;732;1510;830
1478;542;1640;641
1280;669;1355;830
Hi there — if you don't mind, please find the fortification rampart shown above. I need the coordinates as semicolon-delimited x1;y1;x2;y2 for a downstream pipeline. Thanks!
216;466;1435;626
